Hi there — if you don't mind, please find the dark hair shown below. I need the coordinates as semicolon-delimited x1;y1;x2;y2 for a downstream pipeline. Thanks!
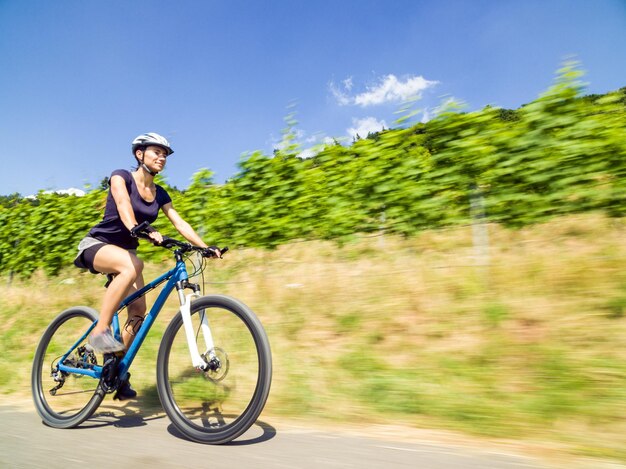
133;145;146;170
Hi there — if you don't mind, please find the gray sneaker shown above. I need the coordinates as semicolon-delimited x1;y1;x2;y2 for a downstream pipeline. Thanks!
88;329;125;353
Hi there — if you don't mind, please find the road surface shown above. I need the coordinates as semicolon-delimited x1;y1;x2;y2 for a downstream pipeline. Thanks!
0;403;607;469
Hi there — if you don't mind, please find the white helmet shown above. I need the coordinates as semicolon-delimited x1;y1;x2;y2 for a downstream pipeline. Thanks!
131;132;174;156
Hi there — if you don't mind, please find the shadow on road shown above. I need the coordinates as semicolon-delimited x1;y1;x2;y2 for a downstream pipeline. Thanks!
167;419;277;446
72;399;276;446
76;403;167;429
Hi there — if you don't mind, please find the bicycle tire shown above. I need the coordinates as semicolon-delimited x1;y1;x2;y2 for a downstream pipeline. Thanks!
156;295;272;444
31;306;105;428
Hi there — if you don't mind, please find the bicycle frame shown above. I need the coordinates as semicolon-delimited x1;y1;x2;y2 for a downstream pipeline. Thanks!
56;255;210;382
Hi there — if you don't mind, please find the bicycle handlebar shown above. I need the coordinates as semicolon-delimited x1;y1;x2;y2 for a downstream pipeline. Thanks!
131;221;228;258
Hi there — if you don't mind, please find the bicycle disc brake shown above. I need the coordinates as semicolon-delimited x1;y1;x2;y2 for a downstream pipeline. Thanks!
201;347;229;382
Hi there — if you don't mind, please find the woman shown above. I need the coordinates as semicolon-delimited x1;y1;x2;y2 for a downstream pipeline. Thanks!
74;132;218;399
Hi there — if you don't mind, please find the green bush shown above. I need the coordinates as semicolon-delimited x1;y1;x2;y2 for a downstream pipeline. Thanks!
1;63;624;278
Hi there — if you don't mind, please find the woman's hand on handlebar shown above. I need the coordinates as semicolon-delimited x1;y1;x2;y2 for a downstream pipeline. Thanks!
129;222;164;245
202;246;222;258
148;230;164;245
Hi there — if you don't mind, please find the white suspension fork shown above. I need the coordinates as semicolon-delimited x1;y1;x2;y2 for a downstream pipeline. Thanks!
179;292;216;370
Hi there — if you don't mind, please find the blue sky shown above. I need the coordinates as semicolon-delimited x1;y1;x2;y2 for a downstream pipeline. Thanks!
1;0;625;196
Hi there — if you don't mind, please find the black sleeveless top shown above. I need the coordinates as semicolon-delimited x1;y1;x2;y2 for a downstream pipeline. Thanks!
88;169;172;250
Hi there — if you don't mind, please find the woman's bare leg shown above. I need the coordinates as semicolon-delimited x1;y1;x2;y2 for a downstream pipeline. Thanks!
91;245;144;337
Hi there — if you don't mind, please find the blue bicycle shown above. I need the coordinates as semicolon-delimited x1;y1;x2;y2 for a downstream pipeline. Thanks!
31;225;272;444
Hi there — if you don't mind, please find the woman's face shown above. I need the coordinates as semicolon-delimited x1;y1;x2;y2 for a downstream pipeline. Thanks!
141;145;168;172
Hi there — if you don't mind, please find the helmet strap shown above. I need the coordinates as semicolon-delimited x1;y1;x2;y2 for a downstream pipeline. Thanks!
139;153;159;176
141;163;158;176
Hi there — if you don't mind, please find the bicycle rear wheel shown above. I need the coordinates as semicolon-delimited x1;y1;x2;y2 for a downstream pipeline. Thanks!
31;306;105;428
157;295;272;444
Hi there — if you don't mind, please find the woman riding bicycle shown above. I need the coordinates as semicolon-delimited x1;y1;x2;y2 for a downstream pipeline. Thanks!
74;132;219;399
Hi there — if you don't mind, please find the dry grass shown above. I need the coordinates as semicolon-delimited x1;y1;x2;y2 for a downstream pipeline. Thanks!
2;213;626;461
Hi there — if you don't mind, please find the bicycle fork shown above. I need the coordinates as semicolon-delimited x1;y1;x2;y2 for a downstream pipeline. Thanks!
178;292;218;372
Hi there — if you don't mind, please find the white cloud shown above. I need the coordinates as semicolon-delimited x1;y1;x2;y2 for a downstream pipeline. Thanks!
329;80;351;106
355;75;438;106
57;188;85;196
347;117;387;139
304;135;319;145
25;188;85;199
297;135;338;159
297;148;318;159
331;74;438;107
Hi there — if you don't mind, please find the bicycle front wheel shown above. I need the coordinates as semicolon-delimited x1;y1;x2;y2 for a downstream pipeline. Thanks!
31;306;105;428
157;295;272;444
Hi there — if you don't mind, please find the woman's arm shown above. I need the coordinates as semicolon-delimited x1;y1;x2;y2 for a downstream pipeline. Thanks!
110;175;139;231
161;202;208;248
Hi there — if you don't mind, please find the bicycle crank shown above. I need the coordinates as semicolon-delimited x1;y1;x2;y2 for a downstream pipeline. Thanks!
99;353;121;393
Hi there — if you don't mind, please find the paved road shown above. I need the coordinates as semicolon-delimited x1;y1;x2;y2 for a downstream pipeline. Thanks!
0;404;570;469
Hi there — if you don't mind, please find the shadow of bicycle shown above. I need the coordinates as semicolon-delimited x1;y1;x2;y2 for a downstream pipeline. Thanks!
75;402;165;429
72;397;277;446
166;418;277;446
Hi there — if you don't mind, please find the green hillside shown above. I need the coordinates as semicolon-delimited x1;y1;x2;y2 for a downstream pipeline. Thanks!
1;214;625;461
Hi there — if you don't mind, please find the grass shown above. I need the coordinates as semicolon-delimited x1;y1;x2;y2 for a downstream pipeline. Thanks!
2;212;626;462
